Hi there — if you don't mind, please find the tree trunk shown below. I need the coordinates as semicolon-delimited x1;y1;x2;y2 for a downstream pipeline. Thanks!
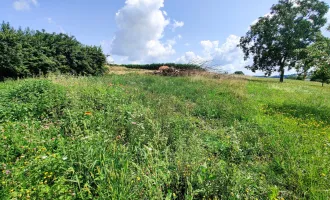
279;66;285;83
322;82;324;87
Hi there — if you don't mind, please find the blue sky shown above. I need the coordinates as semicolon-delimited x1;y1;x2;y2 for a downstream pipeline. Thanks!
1;0;329;75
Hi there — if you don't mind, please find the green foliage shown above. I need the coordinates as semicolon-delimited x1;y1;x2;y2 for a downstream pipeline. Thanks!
0;80;68;122
234;71;244;75
0;22;106;80
239;0;329;82
302;35;330;86
110;63;202;70
0;75;330;199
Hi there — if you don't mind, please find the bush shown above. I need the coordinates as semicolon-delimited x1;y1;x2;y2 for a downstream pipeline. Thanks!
0;22;106;80
0;80;68;122
234;71;244;75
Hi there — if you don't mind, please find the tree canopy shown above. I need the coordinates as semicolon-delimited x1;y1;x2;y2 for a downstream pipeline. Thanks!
304;35;330;86
0;22;106;80
239;0;329;82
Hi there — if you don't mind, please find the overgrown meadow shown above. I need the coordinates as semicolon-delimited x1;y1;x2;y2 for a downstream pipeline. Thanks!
0;73;329;199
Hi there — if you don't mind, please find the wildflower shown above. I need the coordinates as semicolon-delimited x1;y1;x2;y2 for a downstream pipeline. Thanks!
173;193;176;197
62;156;68;161
5;170;11;175
85;112;92;116
41;156;48;159
321;173;326;177
131;122;137;125
137;177;141;181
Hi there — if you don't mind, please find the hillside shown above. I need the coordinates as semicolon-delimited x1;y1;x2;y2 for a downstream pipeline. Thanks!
0;70;329;199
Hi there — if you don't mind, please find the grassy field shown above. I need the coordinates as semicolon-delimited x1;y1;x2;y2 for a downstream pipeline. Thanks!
0;71;329;199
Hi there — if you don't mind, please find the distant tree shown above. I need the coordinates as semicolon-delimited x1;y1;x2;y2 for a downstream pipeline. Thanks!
239;0;329;82
234;71;245;75
304;35;330;86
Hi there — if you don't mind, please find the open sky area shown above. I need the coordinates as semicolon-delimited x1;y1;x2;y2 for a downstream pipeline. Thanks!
1;0;330;75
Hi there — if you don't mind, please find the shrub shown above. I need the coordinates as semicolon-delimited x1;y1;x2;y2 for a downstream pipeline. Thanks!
0;80;68;122
234;71;244;75
0;22;106;80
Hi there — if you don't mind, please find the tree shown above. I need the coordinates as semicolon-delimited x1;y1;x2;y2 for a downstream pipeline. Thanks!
234;71;245;75
305;35;330;86
0;22;106;80
239;0;329;82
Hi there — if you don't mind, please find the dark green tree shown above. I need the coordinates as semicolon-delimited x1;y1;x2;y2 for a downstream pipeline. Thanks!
305;36;330;86
234;71;245;75
0;22;106;80
239;0;329;82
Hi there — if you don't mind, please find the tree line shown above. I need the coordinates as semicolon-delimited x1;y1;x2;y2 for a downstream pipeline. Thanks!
0;22;106;81
110;63;202;70
239;0;330;85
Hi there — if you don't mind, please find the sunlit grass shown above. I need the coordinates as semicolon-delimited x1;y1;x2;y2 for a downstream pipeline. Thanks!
0;74;329;199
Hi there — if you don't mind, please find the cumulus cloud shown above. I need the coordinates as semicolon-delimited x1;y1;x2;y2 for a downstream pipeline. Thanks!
111;0;175;62
13;0;38;11
172;20;184;32
176;51;203;64
176;35;257;74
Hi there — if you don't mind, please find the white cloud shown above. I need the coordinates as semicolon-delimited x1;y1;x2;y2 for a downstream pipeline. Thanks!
172;20;184;32
176;51;204;64
110;0;175;62
13;0;38;11
176;35;261;75
184;43;190;46
166;34;182;46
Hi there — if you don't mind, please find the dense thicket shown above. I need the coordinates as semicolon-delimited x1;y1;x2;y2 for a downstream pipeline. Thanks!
0;22;106;80
110;63;202;70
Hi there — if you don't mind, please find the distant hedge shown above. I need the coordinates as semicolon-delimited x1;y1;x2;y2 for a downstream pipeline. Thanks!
0;22;106;80
110;63;202;70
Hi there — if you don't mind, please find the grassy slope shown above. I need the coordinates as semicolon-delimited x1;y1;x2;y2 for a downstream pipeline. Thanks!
0;73;329;199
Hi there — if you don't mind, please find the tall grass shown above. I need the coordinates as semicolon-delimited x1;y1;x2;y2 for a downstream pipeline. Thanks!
0;74;329;199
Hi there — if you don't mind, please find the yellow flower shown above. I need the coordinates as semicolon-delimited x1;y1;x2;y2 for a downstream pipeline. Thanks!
173;193;176;197
321;173;326;177
137;177;141;181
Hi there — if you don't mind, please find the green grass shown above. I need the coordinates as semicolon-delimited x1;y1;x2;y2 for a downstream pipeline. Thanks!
0;74;329;199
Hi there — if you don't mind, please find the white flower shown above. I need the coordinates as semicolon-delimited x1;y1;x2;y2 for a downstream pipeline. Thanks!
41;156;48;159
62;156;68;161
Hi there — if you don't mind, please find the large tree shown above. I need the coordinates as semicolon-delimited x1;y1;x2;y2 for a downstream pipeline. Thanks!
239;0;329;82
